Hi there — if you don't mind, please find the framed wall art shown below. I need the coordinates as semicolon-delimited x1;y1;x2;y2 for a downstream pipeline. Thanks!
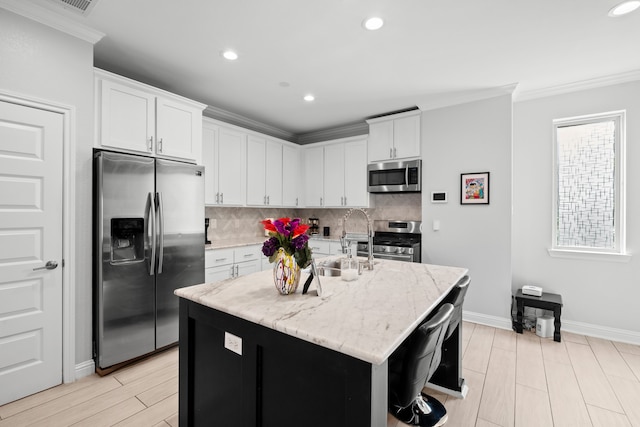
461;172;490;205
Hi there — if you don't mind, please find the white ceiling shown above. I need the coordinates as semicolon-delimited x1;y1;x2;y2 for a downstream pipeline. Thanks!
27;0;640;136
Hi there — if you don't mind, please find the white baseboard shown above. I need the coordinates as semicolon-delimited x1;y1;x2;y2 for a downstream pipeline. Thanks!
463;310;640;346
74;359;95;380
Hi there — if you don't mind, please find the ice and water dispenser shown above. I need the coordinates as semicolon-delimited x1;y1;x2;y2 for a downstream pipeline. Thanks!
110;218;144;263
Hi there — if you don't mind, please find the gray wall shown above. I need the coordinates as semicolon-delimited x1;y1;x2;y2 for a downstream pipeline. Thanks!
513;81;640;337
421;94;513;320
0;10;95;365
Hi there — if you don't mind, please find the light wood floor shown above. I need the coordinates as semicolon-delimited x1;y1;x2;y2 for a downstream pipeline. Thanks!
1;322;640;427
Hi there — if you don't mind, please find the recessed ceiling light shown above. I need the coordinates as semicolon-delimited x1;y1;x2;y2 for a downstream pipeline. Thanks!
222;50;238;60
303;94;315;102
363;16;384;31
608;0;640;16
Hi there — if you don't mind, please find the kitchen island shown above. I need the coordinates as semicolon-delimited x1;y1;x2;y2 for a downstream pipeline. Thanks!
176;258;468;427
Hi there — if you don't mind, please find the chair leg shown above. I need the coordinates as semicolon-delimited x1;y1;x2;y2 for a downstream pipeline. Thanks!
390;392;448;426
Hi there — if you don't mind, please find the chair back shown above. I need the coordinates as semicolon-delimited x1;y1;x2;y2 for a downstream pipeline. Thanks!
444;276;470;340
390;303;454;408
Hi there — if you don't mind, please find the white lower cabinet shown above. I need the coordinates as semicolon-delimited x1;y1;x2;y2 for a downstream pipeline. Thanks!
205;245;261;283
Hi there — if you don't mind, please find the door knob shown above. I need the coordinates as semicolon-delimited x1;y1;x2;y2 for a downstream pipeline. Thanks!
33;260;58;271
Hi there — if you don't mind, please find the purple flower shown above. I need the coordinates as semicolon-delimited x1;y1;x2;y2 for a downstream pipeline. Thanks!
262;237;278;257
273;219;290;237
292;234;309;250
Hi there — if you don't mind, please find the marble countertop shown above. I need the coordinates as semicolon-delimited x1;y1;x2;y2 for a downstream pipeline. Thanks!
176;258;467;365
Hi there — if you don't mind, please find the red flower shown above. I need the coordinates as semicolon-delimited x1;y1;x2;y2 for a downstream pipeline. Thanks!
261;219;277;233
292;223;309;238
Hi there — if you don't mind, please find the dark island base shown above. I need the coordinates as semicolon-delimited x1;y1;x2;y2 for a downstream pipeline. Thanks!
179;300;377;427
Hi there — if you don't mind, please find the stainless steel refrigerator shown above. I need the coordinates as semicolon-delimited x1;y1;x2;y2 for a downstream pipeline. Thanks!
93;150;204;370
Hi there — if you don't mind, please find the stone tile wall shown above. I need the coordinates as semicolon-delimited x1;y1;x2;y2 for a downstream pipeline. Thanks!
205;193;422;243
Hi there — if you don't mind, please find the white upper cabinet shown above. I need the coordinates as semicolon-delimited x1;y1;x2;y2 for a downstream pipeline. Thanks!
282;144;301;207
366;110;421;163
304;145;325;207
202;119;246;206
304;137;369;209
247;136;283;206
95;69;205;164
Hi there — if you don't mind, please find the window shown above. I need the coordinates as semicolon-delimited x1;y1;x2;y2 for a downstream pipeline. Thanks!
552;111;626;256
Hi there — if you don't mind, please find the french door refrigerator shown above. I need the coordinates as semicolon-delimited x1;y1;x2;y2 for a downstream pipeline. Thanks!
93;150;204;371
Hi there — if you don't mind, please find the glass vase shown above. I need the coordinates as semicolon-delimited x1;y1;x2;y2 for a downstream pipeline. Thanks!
273;248;300;295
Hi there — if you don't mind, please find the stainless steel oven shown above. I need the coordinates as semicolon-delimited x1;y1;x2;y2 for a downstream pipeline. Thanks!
357;220;422;263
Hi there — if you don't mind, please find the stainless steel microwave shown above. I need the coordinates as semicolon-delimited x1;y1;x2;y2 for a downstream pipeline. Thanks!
367;159;421;193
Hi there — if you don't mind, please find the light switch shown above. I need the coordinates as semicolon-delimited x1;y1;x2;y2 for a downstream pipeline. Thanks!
224;332;242;355
433;220;440;231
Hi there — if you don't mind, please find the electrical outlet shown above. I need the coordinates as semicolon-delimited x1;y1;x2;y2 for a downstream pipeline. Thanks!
224;332;242;355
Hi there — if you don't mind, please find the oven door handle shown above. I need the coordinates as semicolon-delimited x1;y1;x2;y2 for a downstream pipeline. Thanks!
372;252;414;262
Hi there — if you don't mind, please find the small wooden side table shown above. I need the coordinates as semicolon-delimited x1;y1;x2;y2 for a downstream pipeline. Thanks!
514;290;563;342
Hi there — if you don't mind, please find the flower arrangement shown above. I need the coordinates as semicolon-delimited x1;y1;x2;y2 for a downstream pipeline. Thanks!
261;217;312;269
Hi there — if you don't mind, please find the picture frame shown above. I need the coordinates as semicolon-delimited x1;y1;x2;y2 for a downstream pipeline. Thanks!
460;172;490;205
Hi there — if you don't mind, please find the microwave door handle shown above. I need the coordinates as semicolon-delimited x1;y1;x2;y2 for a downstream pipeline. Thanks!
157;192;165;274
405;167;409;186
148;192;156;276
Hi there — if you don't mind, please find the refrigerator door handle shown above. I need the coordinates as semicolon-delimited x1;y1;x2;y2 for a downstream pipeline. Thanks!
157;192;165;274
148;192;156;276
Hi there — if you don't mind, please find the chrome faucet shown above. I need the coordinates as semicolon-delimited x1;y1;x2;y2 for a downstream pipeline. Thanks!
340;208;374;270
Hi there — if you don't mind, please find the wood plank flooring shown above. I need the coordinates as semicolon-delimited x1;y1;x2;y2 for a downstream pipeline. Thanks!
2;322;640;427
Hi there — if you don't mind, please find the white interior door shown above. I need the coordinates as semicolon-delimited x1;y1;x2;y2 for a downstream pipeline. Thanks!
0;100;63;405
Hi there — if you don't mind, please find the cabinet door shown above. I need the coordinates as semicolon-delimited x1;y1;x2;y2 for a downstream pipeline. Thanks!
246;136;266;206
99;79;155;154
205;265;234;283
265;140;283;206
304;146;324;207
235;260;260;277
217;127;246;205
367;120;393;162
308;239;331;257
323;144;345;207
282;144;300;207
343;139;369;207
393;114;420;159
156;97;201;163
202;124;218;205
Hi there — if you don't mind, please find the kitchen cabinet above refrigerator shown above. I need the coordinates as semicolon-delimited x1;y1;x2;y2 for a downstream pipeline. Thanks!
95;68;206;164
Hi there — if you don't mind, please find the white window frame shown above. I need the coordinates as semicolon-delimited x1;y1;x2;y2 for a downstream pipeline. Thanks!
549;110;630;262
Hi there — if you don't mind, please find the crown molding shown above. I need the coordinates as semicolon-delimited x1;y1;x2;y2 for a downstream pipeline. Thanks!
296;121;368;145
515;69;640;102
0;0;104;44
203;105;296;142
416;83;518;111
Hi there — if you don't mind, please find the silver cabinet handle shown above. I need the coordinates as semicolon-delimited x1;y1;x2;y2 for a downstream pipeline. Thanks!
148;136;154;152
33;260;58;271
394;147;397;158
320;197;323;206
220;193;224;204
264;195;266;205
344;196;347;206
235;265;239;277
158;138;163;153
230;265;235;278
215;258;228;262
267;195;270;205
390;147;393;158
296;197;298;206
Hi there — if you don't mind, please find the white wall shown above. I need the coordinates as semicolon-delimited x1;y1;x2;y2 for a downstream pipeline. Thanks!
513;81;640;339
421;94;513;320
0;10;95;365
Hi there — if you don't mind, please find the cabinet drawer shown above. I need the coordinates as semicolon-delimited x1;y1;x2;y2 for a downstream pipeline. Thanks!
234;245;262;262
205;248;234;268
309;240;332;257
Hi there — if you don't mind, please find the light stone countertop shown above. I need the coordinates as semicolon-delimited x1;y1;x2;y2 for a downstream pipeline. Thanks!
176;258;468;365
